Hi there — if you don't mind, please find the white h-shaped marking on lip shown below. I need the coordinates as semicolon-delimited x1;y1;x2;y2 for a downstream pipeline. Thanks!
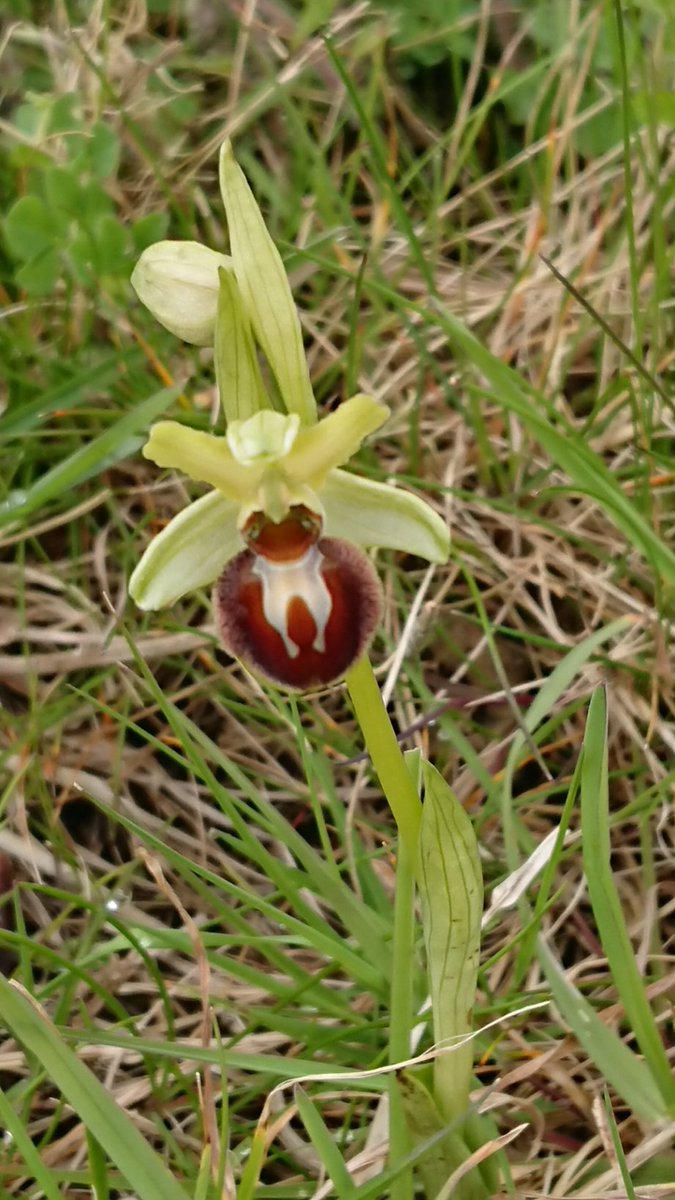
251;544;332;659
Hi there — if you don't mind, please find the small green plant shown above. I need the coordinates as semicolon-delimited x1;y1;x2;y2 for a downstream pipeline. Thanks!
3;92;167;297
129;139;487;1197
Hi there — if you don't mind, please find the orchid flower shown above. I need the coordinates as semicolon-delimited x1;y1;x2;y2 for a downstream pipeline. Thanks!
129;142;449;690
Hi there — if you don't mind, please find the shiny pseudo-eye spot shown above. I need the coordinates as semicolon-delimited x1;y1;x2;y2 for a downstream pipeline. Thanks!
214;536;382;691
242;504;322;562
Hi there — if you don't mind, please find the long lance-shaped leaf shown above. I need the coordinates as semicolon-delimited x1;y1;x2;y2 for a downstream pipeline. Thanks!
414;762;490;1200
418;761;483;1123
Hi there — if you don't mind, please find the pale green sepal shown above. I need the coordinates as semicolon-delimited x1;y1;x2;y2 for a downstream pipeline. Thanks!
215;266;271;423
320;468;450;562
219;140;316;426
143;421;254;496
285;394;390;487
131;241;232;345
129;491;241;609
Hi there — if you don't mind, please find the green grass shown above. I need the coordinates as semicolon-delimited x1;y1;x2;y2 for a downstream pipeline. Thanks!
1;1;674;1197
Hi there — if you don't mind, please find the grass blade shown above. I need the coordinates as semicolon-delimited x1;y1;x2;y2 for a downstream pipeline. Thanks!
0;1085;63;1200
0;383;182;529
430;304;675;588
581;686;675;1110
500;616;633;870
295;1086;358;1200
0;978;192;1200
538;938;666;1122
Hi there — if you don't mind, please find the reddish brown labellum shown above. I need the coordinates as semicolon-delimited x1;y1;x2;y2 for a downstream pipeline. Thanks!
214;509;382;691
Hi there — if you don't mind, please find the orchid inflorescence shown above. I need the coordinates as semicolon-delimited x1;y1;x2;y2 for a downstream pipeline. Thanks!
130;141;449;690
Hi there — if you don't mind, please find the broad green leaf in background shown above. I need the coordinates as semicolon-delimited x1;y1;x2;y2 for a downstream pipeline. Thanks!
4;194;63;259
44;165;82;215
15;249;62;296
88;121;121;178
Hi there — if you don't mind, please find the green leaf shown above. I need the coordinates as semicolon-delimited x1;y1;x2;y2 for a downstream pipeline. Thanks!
10;97;50;140
86;1131;111;1200
49;92;82;136
0;978;192;1200
15;248;62;296
81;179;114;220
94;213;128;274
4;195;58;259
132;212;170;253
69;228;98;282
44;165;82;216
0;1085;63;1200
398;1072;488;1200
633;89;675;124
418;761;482;1124
88;121;120;179
294;1087;357;1200
581;686;675;1110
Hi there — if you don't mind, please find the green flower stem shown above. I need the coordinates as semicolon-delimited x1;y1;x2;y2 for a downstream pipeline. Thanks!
345;655;422;873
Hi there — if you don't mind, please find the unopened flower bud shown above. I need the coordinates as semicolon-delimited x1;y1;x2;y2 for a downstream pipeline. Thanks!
131;240;232;345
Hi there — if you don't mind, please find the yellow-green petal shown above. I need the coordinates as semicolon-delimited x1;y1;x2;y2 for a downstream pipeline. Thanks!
219;141;316;426
215;267;271;422
143;421;256;496
129;491;242;609
321;468;450;562
284;395;390;488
